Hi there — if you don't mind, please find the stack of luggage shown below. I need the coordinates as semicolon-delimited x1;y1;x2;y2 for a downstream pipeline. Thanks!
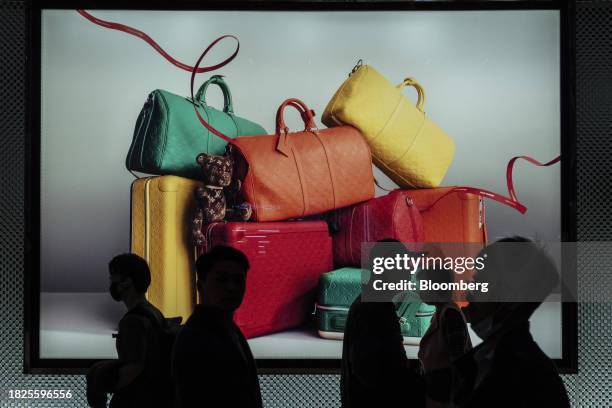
126;63;488;342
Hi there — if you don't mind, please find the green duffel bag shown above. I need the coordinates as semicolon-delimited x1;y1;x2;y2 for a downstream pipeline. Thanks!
126;75;266;180
316;267;435;342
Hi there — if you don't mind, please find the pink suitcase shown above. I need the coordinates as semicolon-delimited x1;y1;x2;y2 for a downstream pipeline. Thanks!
197;221;333;338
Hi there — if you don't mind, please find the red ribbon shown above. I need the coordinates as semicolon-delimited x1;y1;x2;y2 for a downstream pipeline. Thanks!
506;155;561;203
421;155;561;214
77;9;238;143
77;10;238;73
77;9;560;214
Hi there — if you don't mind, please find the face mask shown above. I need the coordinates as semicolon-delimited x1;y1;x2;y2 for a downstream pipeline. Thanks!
109;282;122;302
471;303;524;340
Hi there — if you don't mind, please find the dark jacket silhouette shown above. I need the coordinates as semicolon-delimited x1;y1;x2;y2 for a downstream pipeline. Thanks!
172;305;262;408
87;302;172;408
418;302;472;407
341;295;425;408
452;321;570;408
88;251;174;408
454;238;570;408
110;302;173;408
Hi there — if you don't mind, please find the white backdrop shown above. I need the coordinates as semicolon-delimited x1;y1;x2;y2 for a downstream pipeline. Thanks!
40;10;560;291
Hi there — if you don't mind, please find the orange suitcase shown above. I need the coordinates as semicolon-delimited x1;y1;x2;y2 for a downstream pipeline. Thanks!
411;187;487;305
410;187;487;244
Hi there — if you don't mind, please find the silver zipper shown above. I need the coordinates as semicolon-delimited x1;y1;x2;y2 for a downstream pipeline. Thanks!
315;304;350;312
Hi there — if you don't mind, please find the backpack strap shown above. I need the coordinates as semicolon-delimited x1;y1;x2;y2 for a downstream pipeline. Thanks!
126;305;172;335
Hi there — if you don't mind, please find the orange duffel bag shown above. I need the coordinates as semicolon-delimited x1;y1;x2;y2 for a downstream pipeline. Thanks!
229;98;375;222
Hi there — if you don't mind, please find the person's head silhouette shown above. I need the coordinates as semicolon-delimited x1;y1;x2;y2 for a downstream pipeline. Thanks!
195;246;250;312
108;253;151;304
464;236;559;340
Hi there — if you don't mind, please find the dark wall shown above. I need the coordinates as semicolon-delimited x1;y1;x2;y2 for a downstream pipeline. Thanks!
0;1;610;406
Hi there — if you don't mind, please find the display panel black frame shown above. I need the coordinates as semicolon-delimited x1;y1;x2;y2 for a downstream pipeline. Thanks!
25;0;577;374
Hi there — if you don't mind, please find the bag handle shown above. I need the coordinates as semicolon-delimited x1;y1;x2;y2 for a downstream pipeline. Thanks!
189;37;241;144
420;155;561;214
77;10;239;144
397;78;426;113
195;75;234;114
275;98;318;157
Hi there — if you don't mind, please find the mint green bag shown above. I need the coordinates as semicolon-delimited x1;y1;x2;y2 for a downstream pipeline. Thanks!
316;267;435;339
126;75;266;180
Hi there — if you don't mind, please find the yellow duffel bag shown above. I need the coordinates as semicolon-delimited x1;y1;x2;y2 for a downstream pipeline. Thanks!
322;63;455;189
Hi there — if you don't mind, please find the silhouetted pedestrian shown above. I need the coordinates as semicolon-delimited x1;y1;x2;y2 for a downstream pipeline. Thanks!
172;245;262;408
341;239;426;408
416;248;472;408
452;237;570;407
87;254;174;408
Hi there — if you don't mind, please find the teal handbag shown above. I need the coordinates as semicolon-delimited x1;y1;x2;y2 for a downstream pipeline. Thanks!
126;75;266;180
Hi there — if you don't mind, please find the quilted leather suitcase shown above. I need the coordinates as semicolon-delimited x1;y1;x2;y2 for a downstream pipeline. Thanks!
327;189;425;267
131;176;200;323
316;268;435;344
197;221;333;338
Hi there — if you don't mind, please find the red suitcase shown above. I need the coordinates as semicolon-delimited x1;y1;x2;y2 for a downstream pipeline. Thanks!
197;221;333;338
327;189;425;267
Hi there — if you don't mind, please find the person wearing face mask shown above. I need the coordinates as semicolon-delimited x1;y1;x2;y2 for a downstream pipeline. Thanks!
86;254;173;408
451;237;570;408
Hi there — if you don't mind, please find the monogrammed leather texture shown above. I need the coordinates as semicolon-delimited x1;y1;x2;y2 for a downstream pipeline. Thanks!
322;65;455;188
316;268;435;337
130;176;200;322
126;75;266;180
328;190;425;267
197;221;333;338
317;267;366;307
232;99;375;222
410;187;487;243
411;187;487;305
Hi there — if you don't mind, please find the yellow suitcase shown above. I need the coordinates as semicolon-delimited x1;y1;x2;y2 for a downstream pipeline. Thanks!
322;63;455;189
130;176;200;322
